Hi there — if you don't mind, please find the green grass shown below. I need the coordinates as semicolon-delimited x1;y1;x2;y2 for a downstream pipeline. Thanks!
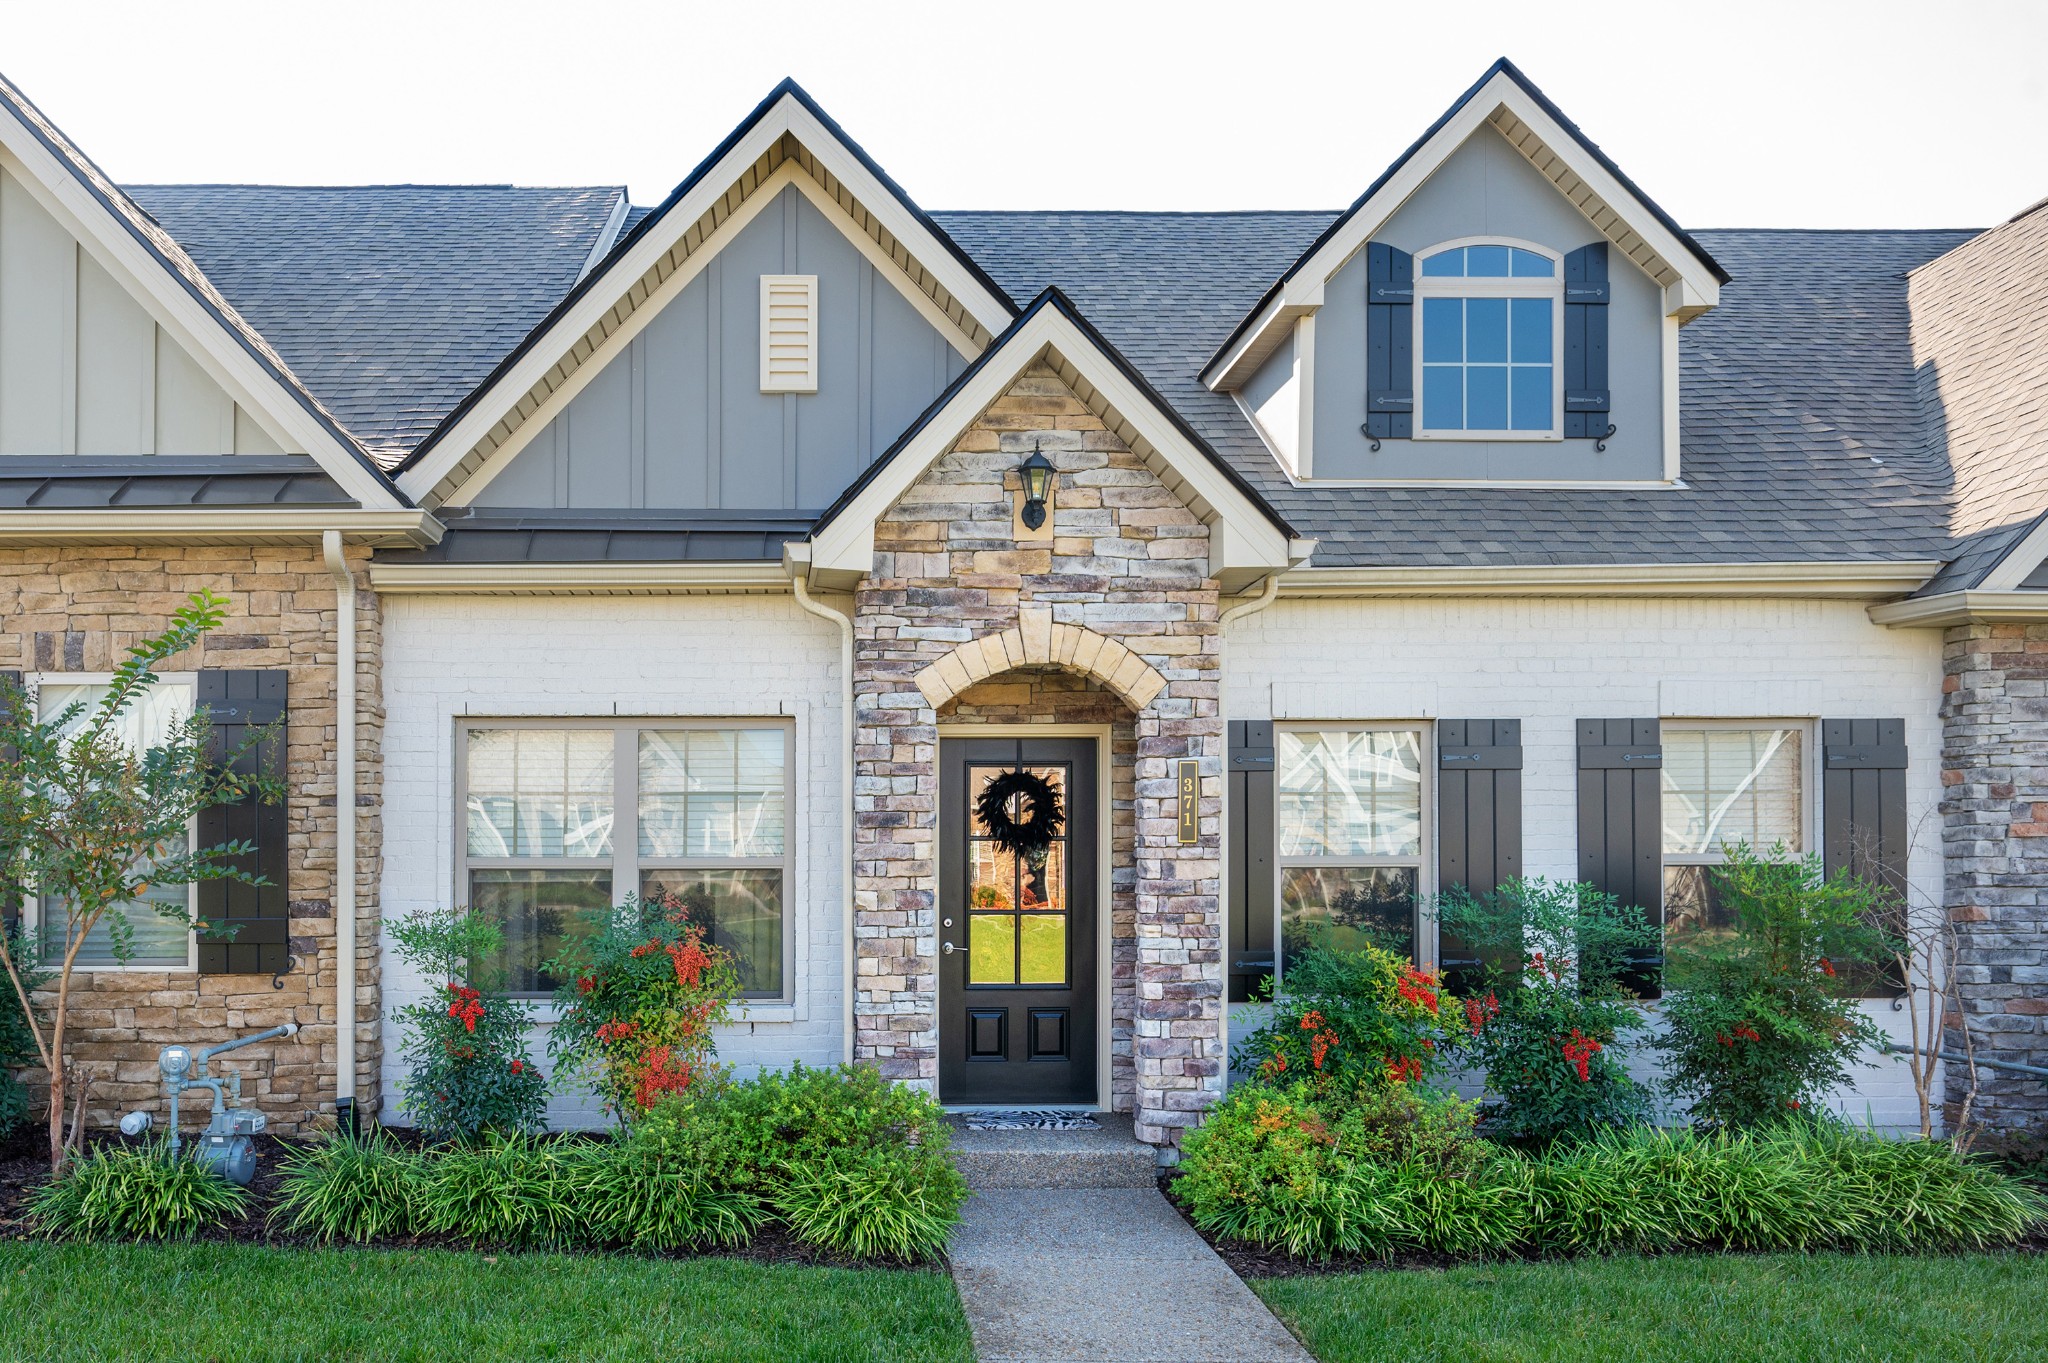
0;1240;974;1363
1256;1253;2048;1363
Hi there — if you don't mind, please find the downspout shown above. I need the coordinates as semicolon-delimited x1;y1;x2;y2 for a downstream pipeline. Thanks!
321;530;358;1132
1215;571;1284;1077
790;568;856;1065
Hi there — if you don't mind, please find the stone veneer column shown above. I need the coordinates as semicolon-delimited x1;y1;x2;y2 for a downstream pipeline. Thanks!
1941;622;2048;1131
850;363;1225;1145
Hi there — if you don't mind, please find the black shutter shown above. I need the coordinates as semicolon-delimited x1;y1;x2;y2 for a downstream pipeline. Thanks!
1576;718;1663;996
196;670;289;975
1563;243;1610;439
1822;719;1908;897
0;670;18;941
1437;720;1522;990
1227;721;1276;1004
1365;243;1414;441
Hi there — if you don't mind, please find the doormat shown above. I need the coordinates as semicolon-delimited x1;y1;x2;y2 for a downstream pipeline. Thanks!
958;1109;1102;1131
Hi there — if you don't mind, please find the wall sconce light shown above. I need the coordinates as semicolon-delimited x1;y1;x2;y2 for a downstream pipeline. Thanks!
1018;446;1056;531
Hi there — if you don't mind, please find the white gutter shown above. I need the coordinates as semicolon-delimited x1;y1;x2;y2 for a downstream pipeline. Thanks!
788;558;857;1066
0;509;441;547
1868;590;2048;627
1214;572;1285;1073
322;531;358;1120
367;561;787;595
1280;560;1942;600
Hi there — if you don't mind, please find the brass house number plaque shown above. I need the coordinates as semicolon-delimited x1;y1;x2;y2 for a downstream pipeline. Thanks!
1175;759;1199;845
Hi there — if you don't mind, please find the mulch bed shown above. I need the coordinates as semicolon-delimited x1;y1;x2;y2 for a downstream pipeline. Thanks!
1156;1170;2048;1279
0;1125;941;1273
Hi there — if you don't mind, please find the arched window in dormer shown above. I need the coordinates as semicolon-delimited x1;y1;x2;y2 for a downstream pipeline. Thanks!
1414;239;1561;438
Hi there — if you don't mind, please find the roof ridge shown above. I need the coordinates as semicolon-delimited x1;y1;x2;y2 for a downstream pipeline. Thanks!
126;182;624;193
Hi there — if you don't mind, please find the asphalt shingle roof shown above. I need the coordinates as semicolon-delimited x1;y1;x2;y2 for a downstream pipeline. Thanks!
127;184;624;466
933;212;1977;568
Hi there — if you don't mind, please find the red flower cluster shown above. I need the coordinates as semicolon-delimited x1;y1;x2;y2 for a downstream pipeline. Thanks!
1463;991;1501;1035
1395;966;1441;1015
595;1018;640;1044
445;983;485;1034
1384;1054;1425;1084
632;1044;697;1110
1259;1050;1290;1079
666;937;711;988
1560;1028;1602;1082
1298;1009;1326;1032
1717;1022;1764;1048
509;1059;528;1076
1818;958;1837;978
577;976;596;995
1309;1027;1339;1071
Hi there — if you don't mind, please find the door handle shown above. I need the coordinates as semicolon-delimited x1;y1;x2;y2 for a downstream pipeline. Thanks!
942;942;960;955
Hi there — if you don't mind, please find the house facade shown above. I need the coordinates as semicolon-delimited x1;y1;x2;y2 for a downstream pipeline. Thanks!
4;60;2044;1147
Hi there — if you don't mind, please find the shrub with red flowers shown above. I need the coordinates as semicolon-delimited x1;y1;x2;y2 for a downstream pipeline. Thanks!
1657;842;1890;1130
545;891;740;1121
1233;940;1462;1096
389;905;549;1142
1438;877;1660;1146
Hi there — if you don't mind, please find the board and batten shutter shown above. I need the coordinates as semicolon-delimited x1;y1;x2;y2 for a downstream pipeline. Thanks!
1821;719;1908;898
1227;720;1277;1003
1562;242;1611;439
1576;718;1663;995
1364;243;1414;442
196;669;289;975
1437;720;1523;989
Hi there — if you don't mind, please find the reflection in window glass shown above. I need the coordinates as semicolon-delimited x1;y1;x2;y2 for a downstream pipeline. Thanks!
1281;866;1418;969
470;867;612;994
1661;728;1803;855
38;680;196;967
640;867;783;995
1276;729;1426;972
466;729;613;858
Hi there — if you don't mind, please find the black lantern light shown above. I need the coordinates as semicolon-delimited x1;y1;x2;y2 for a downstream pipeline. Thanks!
1018;446;1056;531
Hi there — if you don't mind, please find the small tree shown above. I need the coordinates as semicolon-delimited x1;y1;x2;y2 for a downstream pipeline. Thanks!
388;904;548;1141
0;591;278;1172
1656;841;1890;1129
0;927;45;1142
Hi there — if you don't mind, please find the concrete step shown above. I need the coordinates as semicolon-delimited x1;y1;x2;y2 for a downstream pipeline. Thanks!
947;1113;1161;1190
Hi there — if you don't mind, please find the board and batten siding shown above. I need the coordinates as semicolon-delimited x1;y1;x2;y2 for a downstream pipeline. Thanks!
0;166;287;456
473;183;967;512
1223;593;1944;1129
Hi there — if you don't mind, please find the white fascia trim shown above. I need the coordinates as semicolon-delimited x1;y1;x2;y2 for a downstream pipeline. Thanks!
1284;560;1942;600
367;560;788;595
804;307;1293;582
1203;70;1722;392
400;92;1012;504
0;141;400;511
1868;589;2048;627
577;190;631;282
1973;515;2048;592
0;509;441;546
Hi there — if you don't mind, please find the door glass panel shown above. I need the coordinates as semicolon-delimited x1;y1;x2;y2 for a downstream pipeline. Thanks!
1017;914;1066;984
964;762;1070;986
969;913;1015;983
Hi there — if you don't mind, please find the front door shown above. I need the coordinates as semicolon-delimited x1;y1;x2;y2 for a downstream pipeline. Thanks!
939;737;1098;1106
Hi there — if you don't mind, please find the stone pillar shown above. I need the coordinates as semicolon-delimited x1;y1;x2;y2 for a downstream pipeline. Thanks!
1940;622;2048;1131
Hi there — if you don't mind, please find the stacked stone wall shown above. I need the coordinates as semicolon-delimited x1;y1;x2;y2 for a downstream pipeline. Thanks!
0;544;380;1133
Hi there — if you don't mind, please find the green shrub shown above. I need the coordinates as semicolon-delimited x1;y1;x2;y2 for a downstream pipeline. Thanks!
410;1135;603;1248
776;1143;965;1260
0;926;45;1143
270;1131;421;1243
390;906;550;1142
1657;843;1890;1128
30;1141;249;1240
1178;1092;2048;1260
1232;941;1462;1092
581;1138;766;1250
1438;877;1660;1144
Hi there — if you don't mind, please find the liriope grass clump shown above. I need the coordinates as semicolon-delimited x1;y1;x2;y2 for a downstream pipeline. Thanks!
270;1132;423;1243
30;1141;249;1241
409;1134;606;1249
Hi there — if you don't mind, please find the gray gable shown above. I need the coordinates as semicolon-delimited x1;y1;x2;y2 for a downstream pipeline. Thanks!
935;212;1975;568
126;184;623;466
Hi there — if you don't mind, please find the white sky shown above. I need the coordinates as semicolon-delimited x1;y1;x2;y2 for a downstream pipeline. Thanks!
4;0;2043;228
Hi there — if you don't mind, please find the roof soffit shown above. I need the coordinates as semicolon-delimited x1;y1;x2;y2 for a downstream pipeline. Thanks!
0;72;405;509
397;84;1018;510
1204;61;1728;391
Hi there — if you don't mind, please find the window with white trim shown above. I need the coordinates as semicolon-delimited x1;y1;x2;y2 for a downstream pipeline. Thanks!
1415;240;1561;438
34;676;198;969
1276;727;1427;969
1660;723;1808;937
459;721;793;998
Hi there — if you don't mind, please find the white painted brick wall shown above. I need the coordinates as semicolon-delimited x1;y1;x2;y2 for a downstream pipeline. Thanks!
1225;594;1948;1131
379;593;845;1129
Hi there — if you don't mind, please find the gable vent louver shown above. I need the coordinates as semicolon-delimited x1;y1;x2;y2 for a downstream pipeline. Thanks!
760;274;819;394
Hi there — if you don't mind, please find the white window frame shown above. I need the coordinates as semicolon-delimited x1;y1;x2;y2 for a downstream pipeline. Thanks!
1412;236;1565;442
453;717;797;1002
1273;722;1435;977
24;671;200;973
1659;717;1817;887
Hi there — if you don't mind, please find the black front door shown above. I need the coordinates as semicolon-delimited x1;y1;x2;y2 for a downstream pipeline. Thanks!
939;737;1098;1106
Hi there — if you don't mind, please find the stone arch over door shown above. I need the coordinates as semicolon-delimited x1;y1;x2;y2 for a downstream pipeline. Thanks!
911;606;1168;712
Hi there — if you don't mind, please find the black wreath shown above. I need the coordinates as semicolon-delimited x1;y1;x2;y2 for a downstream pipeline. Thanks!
974;769;1065;859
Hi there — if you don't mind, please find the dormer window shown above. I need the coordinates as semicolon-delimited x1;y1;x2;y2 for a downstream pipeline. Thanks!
1415;240;1561;439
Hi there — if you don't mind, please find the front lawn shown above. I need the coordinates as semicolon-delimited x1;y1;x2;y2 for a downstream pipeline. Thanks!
1256;1253;2048;1363
0;1241;974;1363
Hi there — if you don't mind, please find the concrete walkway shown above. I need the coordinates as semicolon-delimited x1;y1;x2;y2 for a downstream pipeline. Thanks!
948;1187;1314;1363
